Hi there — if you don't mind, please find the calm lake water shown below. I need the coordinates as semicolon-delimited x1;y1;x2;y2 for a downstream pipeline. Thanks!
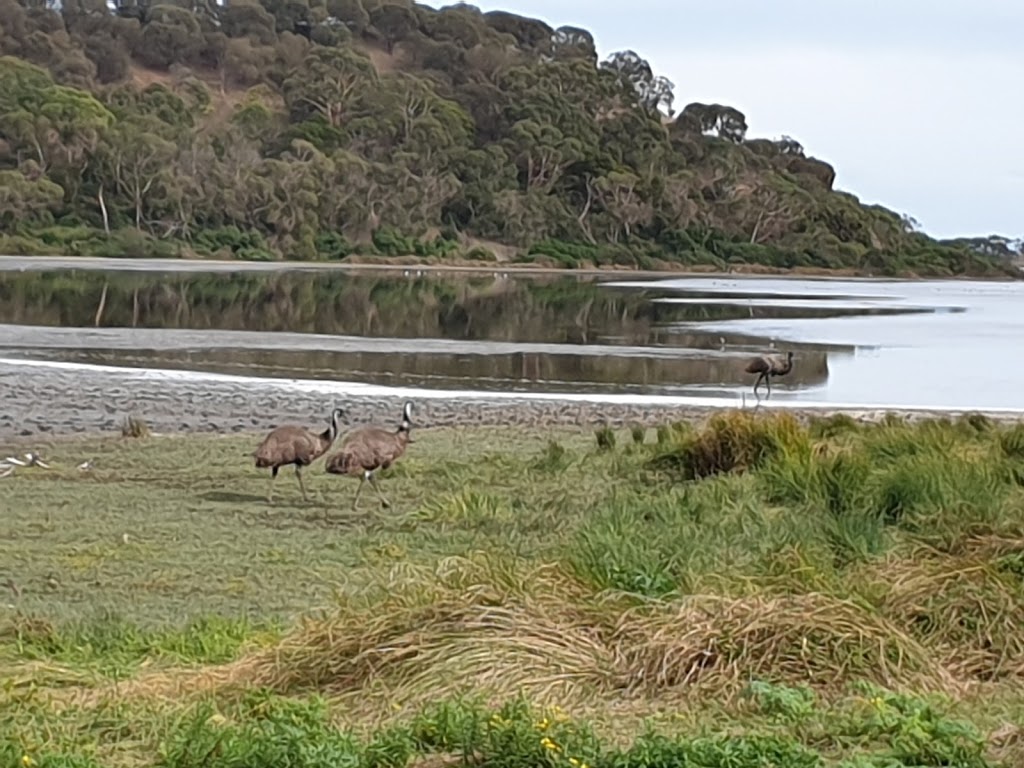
0;259;1022;411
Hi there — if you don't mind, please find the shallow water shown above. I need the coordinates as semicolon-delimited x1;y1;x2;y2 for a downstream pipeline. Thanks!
0;259;1021;411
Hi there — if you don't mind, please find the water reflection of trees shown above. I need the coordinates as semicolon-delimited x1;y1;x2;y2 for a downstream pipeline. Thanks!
55;345;831;394
0;270;836;393
0;270;871;348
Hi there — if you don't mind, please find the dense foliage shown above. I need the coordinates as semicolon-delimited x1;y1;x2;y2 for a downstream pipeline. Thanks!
0;0;1014;276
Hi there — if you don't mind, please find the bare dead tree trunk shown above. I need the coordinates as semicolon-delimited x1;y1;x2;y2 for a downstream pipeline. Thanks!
94;282;108;327
577;177;596;244
750;209;765;244
98;184;110;236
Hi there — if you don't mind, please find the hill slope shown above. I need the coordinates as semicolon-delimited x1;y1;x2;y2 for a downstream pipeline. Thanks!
0;0;1013;277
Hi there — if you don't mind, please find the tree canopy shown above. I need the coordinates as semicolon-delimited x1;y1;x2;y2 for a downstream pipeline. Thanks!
0;0;1012;277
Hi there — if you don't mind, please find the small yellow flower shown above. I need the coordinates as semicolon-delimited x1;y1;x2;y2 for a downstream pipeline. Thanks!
22;755;35;768
569;759;580;767
540;736;560;752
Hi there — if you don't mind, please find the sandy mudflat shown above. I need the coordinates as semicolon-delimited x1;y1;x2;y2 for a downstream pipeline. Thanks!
2;359;1022;445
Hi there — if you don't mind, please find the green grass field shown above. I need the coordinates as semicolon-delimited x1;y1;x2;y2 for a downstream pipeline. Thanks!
2;410;1024;767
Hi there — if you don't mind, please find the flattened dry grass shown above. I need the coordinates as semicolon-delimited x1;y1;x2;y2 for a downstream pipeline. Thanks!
871;540;1024;681
61;555;972;717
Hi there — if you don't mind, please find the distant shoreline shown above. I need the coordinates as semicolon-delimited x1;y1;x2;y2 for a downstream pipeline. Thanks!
0;254;1018;282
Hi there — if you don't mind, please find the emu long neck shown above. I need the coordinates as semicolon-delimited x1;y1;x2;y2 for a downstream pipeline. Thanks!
322;413;342;444
396;421;411;444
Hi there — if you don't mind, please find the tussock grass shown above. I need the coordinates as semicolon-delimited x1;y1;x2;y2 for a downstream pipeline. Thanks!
648;409;808;480
120;414;150;438
75;559;957;717
594;423;616;451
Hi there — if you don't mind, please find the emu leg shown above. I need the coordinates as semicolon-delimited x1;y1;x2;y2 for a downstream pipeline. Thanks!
295;465;309;502
765;374;772;400
352;473;367;511
368;472;392;509
753;372;765;399
267;466;279;503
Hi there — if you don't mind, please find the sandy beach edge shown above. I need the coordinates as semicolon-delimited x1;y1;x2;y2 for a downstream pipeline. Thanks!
3;359;1022;445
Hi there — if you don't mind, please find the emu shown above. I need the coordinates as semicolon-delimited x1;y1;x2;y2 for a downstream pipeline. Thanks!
745;350;794;399
253;407;345;503
325;401;415;511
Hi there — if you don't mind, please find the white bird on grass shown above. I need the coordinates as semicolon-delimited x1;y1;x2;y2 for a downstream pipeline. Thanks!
0;452;52;478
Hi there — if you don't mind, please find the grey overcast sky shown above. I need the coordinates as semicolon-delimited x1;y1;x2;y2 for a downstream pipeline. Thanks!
423;1;1023;240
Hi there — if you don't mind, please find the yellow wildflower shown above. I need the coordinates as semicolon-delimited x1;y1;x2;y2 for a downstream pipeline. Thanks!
540;736;560;752
22;756;35;768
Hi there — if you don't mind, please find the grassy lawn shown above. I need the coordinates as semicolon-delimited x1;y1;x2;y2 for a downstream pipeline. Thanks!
2;411;1024;767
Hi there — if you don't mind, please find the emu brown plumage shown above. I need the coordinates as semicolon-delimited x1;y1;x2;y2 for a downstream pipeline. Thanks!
744;350;794;399
253;407;345;503
325;401;414;510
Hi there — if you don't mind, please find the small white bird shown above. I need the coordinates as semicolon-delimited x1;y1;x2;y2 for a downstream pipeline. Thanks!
0;452;52;478
77;460;94;472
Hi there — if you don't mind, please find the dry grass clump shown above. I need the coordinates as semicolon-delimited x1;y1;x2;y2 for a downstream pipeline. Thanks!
612;593;952;697
234;556;620;707
85;556;969;716
120;414;150;438
233;582;961;709
648;409;808;480
870;541;1024;681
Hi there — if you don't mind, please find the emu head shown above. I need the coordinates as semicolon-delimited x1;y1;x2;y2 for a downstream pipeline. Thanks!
400;401;415;442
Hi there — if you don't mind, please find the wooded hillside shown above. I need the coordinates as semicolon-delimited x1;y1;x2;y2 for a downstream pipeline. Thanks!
0;0;1013;276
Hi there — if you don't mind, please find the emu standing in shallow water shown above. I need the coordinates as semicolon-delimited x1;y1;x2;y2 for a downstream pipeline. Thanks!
745;350;794;400
253;407;346;503
326;401;415;511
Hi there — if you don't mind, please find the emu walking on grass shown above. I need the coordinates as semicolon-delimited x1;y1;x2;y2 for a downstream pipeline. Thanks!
745;350;794;400
253;407;346;503
325;401;415;511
